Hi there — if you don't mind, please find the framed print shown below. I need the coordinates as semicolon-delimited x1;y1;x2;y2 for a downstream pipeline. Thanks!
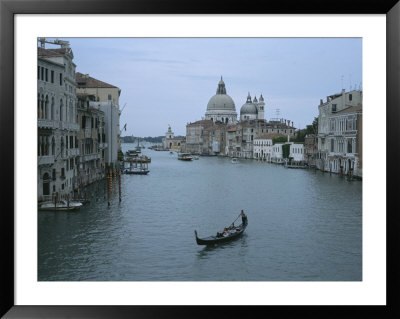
1;0;399;318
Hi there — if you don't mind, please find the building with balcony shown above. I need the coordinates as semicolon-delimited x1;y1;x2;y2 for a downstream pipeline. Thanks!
37;40;79;202
76;73;122;167
316;89;362;172
76;93;106;187
325;104;362;177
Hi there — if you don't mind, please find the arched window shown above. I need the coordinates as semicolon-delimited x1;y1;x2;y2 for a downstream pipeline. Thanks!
45;95;49;119
51;97;55;120
60;137;64;157
40;95;45;119
60;99;64;121
52;137;55;155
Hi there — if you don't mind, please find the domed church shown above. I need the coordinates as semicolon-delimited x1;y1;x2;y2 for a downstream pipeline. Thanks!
204;77;237;124
240;92;265;121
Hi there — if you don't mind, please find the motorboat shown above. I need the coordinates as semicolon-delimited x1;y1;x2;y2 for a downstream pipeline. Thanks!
178;153;193;161
39;200;83;211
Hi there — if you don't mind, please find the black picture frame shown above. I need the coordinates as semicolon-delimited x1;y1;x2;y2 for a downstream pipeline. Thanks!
1;0;399;318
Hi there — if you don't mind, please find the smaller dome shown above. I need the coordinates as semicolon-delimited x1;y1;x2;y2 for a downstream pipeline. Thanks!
240;103;258;115
240;92;258;115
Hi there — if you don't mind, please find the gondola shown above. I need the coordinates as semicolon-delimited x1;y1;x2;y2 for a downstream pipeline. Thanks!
194;213;248;246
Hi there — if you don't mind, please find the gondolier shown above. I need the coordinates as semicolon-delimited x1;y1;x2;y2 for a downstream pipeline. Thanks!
194;210;248;246
241;210;248;225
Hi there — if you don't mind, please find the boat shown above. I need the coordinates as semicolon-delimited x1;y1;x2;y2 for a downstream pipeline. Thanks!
231;157;238;164
125;167;149;175
178;153;193;161
124;161;149;175
126;155;151;163
39;200;83;211
194;212;248;246
193;156;199;160
284;163;308;169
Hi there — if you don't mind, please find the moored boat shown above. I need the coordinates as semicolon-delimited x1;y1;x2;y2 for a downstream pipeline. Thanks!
195;211;248;245
231;157;238;164
39;200;83;211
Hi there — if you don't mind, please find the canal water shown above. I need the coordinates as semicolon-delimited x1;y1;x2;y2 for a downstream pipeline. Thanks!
38;143;362;281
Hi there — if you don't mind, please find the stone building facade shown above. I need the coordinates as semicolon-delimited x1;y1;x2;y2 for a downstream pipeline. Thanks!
37;44;79;202
76;73;121;167
76;93;106;188
316;89;362;171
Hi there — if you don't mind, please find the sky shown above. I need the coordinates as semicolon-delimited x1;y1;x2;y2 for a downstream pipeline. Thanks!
46;38;362;137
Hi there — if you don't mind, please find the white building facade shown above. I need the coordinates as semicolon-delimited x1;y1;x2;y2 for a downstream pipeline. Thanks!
253;136;273;161
37;44;79;202
289;143;305;163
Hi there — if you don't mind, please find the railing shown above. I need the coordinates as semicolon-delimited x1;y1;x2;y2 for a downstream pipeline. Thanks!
38;119;57;129
61;122;80;131
81;153;101;162
38;155;55;165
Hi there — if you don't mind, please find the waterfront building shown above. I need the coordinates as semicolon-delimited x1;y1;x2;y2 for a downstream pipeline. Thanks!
76;93;106;188
202;123;227;156
76;73;121;167
289;143;305;163
185;120;214;154
253;133;285;162
162;125;185;150
271;143;284;164
37;41;79;202
204;77;237;124
316;88;362;175
304;134;318;167
325;104;362;177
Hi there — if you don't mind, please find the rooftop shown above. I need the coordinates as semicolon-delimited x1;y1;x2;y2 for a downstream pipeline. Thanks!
76;72;118;89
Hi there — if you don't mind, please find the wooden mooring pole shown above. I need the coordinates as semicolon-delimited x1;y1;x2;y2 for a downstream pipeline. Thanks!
118;170;122;202
107;166;112;206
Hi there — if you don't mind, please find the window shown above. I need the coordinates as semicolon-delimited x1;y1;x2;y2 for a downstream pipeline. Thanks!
330;139;334;152
45;68;48;82
51;70;54;83
108;94;112;101
38;66;40;79
349;94;352;101
41;67;44;81
59;73;63;86
332;104;337;112
347;140;353;153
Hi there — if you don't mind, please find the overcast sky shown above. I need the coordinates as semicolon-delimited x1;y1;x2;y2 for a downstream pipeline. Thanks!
46;38;362;137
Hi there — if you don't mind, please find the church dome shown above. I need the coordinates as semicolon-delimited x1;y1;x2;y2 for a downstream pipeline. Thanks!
207;94;236;111
206;77;236;111
240;93;258;115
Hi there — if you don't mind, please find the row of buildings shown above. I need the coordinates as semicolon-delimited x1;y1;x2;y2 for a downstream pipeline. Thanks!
162;77;362;178
37;39;121;202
